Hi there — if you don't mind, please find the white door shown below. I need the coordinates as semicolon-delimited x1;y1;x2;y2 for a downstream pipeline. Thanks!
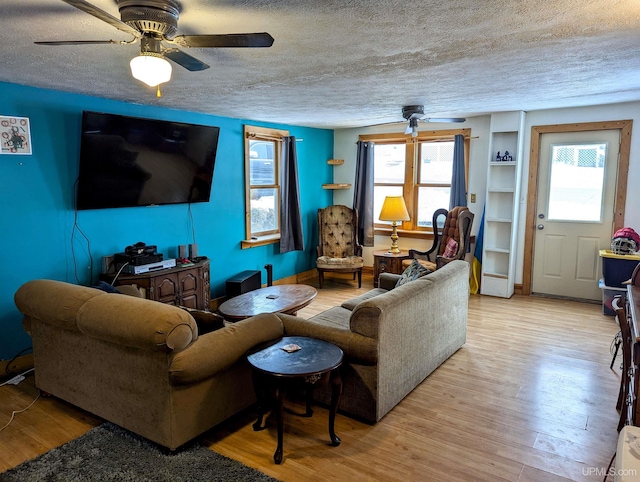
532;130;620;300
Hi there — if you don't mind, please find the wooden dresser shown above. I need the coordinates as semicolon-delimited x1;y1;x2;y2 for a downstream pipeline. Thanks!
112;259;210;310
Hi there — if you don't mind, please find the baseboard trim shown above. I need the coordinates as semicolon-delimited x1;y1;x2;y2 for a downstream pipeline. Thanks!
514;283;523;295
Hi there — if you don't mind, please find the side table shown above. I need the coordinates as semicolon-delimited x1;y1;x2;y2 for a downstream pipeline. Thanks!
372;250;411;287
247;336;343;464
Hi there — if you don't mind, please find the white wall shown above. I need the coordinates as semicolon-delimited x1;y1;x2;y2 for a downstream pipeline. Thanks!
333;101;640;283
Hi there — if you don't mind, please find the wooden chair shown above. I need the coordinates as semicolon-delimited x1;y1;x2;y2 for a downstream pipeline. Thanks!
316;205;364;288
402;206;474;272
614;295;635;431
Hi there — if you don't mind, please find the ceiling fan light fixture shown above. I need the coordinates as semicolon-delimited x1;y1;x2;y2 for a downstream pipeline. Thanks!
130;53;172;87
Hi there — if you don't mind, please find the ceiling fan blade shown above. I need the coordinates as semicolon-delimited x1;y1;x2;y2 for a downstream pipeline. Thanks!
60;0;141;38
424;117;466;123
172;33;274;49
164;49;210;71
35;40;120;45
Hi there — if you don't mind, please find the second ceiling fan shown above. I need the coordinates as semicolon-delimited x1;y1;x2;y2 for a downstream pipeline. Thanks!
35;0;275;91
402;105;465;137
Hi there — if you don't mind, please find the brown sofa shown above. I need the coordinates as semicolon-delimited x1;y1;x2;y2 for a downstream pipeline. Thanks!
271;259;470;423
14;279;283;450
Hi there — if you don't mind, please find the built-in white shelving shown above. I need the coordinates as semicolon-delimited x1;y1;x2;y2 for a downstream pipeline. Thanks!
481;111;525;298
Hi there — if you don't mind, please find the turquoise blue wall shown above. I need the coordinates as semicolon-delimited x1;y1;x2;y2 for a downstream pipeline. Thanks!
0;81;334;361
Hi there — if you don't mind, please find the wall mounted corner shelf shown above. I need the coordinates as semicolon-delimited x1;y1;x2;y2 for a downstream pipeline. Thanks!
322;183;351;190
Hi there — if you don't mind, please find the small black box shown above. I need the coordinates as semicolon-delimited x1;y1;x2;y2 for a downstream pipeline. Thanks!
226;270;261;299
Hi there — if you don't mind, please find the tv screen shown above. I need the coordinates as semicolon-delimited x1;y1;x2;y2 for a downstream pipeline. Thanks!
76;111;220;210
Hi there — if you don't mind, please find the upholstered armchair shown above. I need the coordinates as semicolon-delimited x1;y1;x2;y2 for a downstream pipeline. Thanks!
316;205;364;288
403;206;474;272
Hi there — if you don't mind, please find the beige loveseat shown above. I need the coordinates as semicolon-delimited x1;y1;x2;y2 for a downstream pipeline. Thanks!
14;279;283;450
276;259;469;423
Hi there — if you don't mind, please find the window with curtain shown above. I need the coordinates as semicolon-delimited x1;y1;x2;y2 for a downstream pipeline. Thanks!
362;129;470;233
243;125;289;246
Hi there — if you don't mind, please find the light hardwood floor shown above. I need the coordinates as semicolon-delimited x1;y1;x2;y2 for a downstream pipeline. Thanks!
0;271;622;481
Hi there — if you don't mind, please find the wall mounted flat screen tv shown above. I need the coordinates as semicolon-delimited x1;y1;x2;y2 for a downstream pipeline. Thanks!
76;111;220;210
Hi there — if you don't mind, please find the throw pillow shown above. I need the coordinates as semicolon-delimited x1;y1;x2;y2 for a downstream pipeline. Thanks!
395;259;431;288
443;238;459;258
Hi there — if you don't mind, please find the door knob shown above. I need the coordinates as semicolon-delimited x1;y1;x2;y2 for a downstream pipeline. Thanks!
537;224;544;230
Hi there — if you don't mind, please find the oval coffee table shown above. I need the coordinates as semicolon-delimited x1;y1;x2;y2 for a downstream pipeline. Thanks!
218;284;317;321
247;336;343;464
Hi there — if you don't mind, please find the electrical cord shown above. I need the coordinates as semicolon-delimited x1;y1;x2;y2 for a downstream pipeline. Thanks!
110;261;130;286
188;202;197;245
0;392;40;433
0;368;34;387
72;177;94;285
4;346;32;376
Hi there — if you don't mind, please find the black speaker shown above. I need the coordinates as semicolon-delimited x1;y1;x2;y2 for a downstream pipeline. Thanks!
226;270;261;299
178;245;187;259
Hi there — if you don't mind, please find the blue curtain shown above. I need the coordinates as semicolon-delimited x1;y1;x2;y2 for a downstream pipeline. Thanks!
449;134;467;209
280;136;304;253
353;140;375;246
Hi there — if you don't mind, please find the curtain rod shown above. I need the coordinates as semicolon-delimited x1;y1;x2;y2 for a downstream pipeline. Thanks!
246;132;284;141
355;135;478;144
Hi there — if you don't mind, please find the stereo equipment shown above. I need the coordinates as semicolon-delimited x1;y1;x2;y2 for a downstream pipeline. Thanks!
114;252;164;266
226;270;261;299
178;245;188;259
189;243;198;260
123;258;176;275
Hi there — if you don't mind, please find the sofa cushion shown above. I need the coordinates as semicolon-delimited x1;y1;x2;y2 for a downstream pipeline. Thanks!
341;288;387;311
317;255;364;269
395;259;431;287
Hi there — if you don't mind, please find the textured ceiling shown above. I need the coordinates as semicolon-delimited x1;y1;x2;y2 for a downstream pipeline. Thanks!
2;0;640;129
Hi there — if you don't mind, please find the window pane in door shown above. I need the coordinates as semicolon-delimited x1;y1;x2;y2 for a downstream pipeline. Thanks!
374;186;403;225
420;142;454;183
417;187;450;227
374;144;405;183
547;143;606;222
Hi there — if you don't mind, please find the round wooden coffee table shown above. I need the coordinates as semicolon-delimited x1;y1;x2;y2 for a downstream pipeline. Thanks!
247;336;343;464
217;284;317;321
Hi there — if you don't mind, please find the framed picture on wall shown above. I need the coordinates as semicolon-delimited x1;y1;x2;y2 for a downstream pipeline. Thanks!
0;115;32;155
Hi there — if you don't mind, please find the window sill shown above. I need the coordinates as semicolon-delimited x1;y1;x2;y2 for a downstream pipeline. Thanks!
241;234;280;249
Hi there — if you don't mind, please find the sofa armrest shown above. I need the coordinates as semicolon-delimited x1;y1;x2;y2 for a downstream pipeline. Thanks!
77;294;198;352
278;313;378;364
168;313;284;385
379;272;401;290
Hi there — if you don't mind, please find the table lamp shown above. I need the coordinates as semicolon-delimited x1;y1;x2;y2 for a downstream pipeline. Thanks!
379;195;410;254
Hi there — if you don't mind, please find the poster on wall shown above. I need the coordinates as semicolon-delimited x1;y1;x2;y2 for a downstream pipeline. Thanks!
0;115;32;155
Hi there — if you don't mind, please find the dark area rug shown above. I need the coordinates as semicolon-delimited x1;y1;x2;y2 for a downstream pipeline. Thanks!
0;422;278;481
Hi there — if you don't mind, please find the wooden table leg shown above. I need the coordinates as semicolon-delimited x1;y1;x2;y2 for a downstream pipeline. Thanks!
252;371;267;431
328;368;342;446
274;383;284;464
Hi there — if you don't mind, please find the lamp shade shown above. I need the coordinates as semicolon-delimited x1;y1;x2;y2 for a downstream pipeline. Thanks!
379;195;410;222
130;54;172;87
